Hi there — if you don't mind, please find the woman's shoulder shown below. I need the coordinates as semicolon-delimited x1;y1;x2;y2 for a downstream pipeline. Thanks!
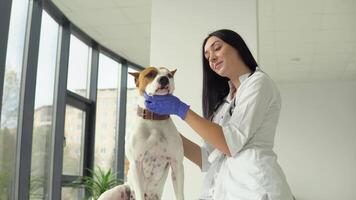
247;69;275;87
244;68;281;98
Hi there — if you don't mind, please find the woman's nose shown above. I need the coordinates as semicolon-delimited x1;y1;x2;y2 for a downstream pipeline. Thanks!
209;53;217;62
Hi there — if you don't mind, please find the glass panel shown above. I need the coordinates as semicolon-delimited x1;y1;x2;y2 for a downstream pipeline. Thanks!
63;105;85;176
0;0;29;198
61;187;84;200
94;53;120;171
30;11;59;199
124;67;140;179
67;35;91;98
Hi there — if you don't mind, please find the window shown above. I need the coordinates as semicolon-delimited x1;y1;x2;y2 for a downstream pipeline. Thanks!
0;0;143;198
63;105;85;176
124;67;140;178
94;53;121;171
30;10;59;199
67;35;91;98
61;187;84;200
0;0;29;198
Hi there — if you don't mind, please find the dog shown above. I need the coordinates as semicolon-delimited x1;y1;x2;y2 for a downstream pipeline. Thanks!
98;67;184;200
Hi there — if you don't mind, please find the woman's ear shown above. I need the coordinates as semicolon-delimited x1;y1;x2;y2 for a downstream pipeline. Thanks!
128;72;140;87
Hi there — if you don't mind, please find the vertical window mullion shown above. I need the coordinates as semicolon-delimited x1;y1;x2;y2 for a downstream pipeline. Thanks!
89;45;99;102
50;22;70;200
84;44;99;177
116;61;128;181
15;0;42;199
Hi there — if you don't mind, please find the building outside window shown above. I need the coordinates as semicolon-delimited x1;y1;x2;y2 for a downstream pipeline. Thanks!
94;53;121;172
30;10;60;199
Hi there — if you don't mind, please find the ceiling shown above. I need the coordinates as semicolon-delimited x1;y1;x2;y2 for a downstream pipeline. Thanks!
52;0;152;67
52;0;356;83
259;0;356;83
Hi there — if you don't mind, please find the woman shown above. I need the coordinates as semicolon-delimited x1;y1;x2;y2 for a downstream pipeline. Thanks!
145;29;294;200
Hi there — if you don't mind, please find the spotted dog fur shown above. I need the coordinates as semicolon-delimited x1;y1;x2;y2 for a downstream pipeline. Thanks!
98;67;184;200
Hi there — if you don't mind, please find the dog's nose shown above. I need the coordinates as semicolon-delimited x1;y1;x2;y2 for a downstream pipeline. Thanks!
159;76;169;87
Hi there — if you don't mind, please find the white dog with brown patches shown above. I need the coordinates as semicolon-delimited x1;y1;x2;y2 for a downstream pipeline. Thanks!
98;67;184;200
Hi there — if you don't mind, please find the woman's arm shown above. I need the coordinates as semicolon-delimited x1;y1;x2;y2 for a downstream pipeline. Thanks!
184;109;231;156
180;134;202;169
144;93;231;156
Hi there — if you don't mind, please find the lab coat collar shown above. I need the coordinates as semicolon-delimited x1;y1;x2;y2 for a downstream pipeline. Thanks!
228;66;262;91
226;71;251;102
227;72;250;89
238;66;262;84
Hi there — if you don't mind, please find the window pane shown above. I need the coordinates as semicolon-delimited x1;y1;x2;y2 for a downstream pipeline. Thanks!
63;105;85;176
94;53;120;171
0;0;29;198
124;67;140;178
61;187;84;200
67;35;91;98
30;11;59;199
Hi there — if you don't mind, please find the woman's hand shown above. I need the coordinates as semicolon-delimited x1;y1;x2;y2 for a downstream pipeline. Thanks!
145;93;231;156
144;92;190;120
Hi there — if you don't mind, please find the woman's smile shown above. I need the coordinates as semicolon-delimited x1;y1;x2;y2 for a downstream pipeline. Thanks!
213;61;224;72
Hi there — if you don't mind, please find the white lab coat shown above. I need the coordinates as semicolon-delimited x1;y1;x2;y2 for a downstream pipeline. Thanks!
199;67;293;200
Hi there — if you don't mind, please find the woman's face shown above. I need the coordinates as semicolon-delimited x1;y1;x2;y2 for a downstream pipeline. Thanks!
204;36;242;78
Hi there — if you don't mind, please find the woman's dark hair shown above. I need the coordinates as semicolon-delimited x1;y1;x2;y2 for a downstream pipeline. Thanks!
202;29;258;119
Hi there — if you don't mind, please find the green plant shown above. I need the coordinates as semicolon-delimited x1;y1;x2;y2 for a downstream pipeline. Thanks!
71;167;123;200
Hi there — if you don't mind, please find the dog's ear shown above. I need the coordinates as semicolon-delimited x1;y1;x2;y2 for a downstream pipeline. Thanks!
170;69;177;76
128;72;140;87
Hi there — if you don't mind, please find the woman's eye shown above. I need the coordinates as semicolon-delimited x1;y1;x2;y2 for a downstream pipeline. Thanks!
214;46;221;51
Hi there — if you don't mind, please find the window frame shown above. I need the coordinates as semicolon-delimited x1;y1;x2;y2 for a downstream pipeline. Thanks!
42;1;145;199
0;0;145;199
15;0;43;199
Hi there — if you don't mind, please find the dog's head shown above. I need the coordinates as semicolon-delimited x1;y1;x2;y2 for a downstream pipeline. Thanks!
129;66;176;96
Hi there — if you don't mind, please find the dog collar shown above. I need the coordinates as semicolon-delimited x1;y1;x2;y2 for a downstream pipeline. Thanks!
137;106;170;120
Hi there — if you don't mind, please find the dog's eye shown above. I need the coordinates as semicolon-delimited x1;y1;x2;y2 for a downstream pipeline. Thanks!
167;73;173;78
146;71;157;78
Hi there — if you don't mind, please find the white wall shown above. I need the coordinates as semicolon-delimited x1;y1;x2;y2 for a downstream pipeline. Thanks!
275;81;356;200
150;0;257;199
150;1;356;200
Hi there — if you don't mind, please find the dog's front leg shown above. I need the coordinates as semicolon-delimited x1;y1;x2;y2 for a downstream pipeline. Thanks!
130;161;145;200
171;160;184;200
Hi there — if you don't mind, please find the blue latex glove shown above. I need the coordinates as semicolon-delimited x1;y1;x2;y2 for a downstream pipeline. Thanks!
144;93;190;120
